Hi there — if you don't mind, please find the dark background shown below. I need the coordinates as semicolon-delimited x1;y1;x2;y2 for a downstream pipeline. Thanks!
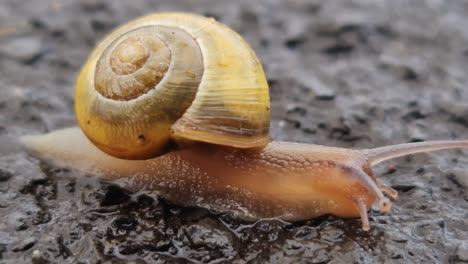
1;0;468;263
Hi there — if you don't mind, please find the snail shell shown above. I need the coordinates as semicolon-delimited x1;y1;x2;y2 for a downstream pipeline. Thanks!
76;13;270;159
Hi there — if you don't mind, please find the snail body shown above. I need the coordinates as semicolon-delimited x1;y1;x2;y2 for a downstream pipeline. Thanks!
21;13;468;231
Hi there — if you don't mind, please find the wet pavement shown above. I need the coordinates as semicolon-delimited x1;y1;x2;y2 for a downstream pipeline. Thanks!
1;0;468;263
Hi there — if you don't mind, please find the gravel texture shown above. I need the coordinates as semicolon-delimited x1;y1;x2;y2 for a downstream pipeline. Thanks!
1;0;468;263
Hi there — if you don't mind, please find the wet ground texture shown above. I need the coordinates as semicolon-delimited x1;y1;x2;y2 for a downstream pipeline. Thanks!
1;0;468;263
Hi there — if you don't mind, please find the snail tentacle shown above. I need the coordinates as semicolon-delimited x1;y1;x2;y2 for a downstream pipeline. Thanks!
364;140;468;166
355;199;370;231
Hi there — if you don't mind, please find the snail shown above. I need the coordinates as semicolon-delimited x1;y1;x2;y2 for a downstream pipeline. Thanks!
20;12;468;231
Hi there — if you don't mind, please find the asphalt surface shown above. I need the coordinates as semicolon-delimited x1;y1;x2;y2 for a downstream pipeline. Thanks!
1;0;468;263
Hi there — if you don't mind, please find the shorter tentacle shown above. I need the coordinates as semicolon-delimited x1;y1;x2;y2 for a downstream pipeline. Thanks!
376;179;399;199
342;166;392;213
355;199;370;231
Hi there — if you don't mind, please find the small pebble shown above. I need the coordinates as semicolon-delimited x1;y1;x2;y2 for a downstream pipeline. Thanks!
449;169;468;199
408;126;428;142
0;168;13;182
0;37;43;64
186;224;231;248
12;237;36;252
298;75;336;101
453;242;468;262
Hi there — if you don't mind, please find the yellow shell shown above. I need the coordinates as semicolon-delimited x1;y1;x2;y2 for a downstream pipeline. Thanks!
75;13;270;159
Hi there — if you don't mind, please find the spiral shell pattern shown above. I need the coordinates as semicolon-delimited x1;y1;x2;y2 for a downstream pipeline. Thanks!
76;13;270;159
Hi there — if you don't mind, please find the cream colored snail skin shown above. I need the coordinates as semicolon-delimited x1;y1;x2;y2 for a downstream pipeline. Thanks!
20;12;468;231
